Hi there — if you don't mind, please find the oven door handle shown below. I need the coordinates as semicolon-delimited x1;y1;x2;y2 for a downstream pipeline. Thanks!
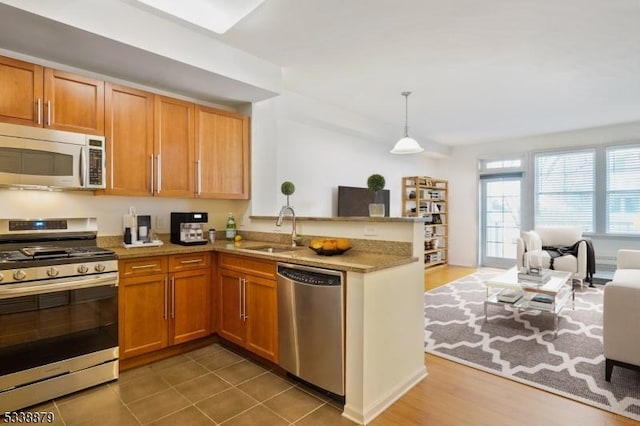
0;273;119;299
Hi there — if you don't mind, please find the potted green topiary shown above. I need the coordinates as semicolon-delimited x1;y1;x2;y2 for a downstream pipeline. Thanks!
367;173;386;217
281;181;295;206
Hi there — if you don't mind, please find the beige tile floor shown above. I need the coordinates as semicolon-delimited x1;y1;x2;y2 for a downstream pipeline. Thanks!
26;344;356;425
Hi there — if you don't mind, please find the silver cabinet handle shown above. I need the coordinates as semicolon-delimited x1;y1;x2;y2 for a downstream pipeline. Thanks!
196;159;202;195
131;264;158;270
180;259;202;264
242;278;247;321
46;100;51;126
171;276;175;319
150;155;154;194
156;154;162;193
163;276;168;320
238;277;243;320
36;98;42;125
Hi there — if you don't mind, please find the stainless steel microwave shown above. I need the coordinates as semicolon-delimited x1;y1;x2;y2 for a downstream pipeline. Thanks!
0;123;105;190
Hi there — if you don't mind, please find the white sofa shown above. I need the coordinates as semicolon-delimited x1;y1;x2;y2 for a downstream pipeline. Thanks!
604;249;640;381
516;226;587;288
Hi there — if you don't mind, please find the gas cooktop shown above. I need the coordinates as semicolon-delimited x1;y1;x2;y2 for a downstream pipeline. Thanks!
0;246;115;262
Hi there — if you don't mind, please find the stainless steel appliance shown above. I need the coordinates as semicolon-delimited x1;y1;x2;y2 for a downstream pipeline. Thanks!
0;218;118;412
277;262;345;396
171;212;208;246
0;122;106;190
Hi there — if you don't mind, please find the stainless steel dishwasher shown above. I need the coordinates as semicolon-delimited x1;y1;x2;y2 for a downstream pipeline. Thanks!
277;262;344;396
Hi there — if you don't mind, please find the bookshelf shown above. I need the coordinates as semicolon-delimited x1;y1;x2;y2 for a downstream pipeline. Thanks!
402;176;448;269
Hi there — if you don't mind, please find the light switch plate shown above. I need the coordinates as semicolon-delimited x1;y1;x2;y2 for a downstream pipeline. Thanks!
364;226;377;236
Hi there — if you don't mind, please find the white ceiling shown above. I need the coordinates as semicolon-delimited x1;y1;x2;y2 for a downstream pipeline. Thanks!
1;0;638;148
212;0;640;145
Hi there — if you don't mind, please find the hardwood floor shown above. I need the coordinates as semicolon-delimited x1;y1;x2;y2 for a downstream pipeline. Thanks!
370;265;636;426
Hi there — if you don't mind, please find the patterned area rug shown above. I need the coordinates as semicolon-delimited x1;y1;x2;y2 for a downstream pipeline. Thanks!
424;269;640;421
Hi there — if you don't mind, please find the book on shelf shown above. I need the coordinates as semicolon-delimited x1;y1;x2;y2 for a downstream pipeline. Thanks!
527;301;555;311
497;289;523;303
527;293;555;311
531;294;554;303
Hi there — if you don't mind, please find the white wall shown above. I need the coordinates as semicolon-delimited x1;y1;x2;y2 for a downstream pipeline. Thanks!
250;91;446;218
445;121;640;268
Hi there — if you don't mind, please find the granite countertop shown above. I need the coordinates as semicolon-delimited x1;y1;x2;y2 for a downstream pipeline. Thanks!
250;215;429;223
106;238;418;273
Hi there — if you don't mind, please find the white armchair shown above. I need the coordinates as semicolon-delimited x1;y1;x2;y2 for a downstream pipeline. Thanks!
516;226;588;288
604;249;640;381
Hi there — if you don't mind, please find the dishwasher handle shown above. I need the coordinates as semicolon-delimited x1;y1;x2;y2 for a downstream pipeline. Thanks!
277;263;343;286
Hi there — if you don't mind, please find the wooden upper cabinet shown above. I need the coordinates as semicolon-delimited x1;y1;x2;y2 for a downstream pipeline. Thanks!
44;68;104;135
196;106;250;199
154;95;195;198
0;55;104;134
105;83;154;196
0;56;43;126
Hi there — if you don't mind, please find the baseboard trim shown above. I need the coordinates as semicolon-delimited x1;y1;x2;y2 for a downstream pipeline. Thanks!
342;365;428;425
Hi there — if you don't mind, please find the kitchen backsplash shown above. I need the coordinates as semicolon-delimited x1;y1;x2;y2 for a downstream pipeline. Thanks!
0;189;249;236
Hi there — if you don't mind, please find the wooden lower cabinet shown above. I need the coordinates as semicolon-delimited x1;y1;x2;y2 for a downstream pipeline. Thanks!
119;272;168;359
170;268;211;345
119;253;211;360
218;254;278;362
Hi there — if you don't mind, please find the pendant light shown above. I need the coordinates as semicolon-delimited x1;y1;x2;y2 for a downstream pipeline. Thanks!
390;91;424;154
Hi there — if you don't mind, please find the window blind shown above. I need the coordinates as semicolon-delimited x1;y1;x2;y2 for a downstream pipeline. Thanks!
534;150;594;231
607;145;640;233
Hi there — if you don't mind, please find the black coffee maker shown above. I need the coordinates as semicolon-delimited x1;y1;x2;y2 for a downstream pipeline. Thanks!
170;212;208;246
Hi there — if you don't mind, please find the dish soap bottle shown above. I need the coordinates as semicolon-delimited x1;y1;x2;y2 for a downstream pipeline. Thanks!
225;212;237;241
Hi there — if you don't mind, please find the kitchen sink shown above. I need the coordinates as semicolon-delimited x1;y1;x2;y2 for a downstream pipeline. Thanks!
241;245;301;254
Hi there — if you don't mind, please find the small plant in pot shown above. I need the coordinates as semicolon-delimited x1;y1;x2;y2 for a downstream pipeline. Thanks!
281;181;295;206
367;173;386;217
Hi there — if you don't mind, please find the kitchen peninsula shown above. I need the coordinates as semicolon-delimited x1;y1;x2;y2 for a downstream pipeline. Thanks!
108;216;427;425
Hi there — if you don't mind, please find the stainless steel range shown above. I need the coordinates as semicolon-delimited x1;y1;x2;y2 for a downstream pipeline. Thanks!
0;218;118;412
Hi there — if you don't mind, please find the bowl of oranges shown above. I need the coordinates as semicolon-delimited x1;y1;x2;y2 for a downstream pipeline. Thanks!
309;238;352;256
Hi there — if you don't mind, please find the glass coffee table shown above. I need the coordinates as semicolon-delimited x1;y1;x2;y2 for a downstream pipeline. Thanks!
484;267;574;338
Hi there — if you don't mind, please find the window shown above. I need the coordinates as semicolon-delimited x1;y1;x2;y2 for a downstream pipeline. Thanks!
607;145;640;234
481;159;522;170
534;150;595;231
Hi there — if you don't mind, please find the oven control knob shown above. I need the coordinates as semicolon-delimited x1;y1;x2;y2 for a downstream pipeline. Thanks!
47;267;60;277
95;263;106;272
77;265;89;274
13;270;27;281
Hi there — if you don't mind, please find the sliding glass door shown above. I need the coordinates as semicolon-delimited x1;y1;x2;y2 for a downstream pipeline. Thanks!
480;173;523;268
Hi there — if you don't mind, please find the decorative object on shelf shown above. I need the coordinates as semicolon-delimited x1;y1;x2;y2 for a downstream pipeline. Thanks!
281;180;295;206
390;91;424;154
367;173;386;217
309;238;352;256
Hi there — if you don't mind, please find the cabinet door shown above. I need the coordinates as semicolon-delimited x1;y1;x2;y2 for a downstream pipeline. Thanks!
170;268;211;345
119;273;168;359
245;275;278;362
44;68;104;134
154;95;195;197
105;84;154;196
218;268;245;347
195;105;250;199
0;55;43;126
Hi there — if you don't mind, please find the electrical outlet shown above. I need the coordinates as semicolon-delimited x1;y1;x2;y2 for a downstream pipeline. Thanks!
156;215;168;231
364;226;377;236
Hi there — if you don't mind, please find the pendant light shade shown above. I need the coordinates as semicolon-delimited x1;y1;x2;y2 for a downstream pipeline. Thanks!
390;91;424;154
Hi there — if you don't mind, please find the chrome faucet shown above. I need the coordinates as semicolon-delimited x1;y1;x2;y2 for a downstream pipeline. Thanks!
276;205;299;247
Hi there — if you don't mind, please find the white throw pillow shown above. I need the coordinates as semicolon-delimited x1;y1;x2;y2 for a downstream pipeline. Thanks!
521;230;542;252
528;230;542;251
